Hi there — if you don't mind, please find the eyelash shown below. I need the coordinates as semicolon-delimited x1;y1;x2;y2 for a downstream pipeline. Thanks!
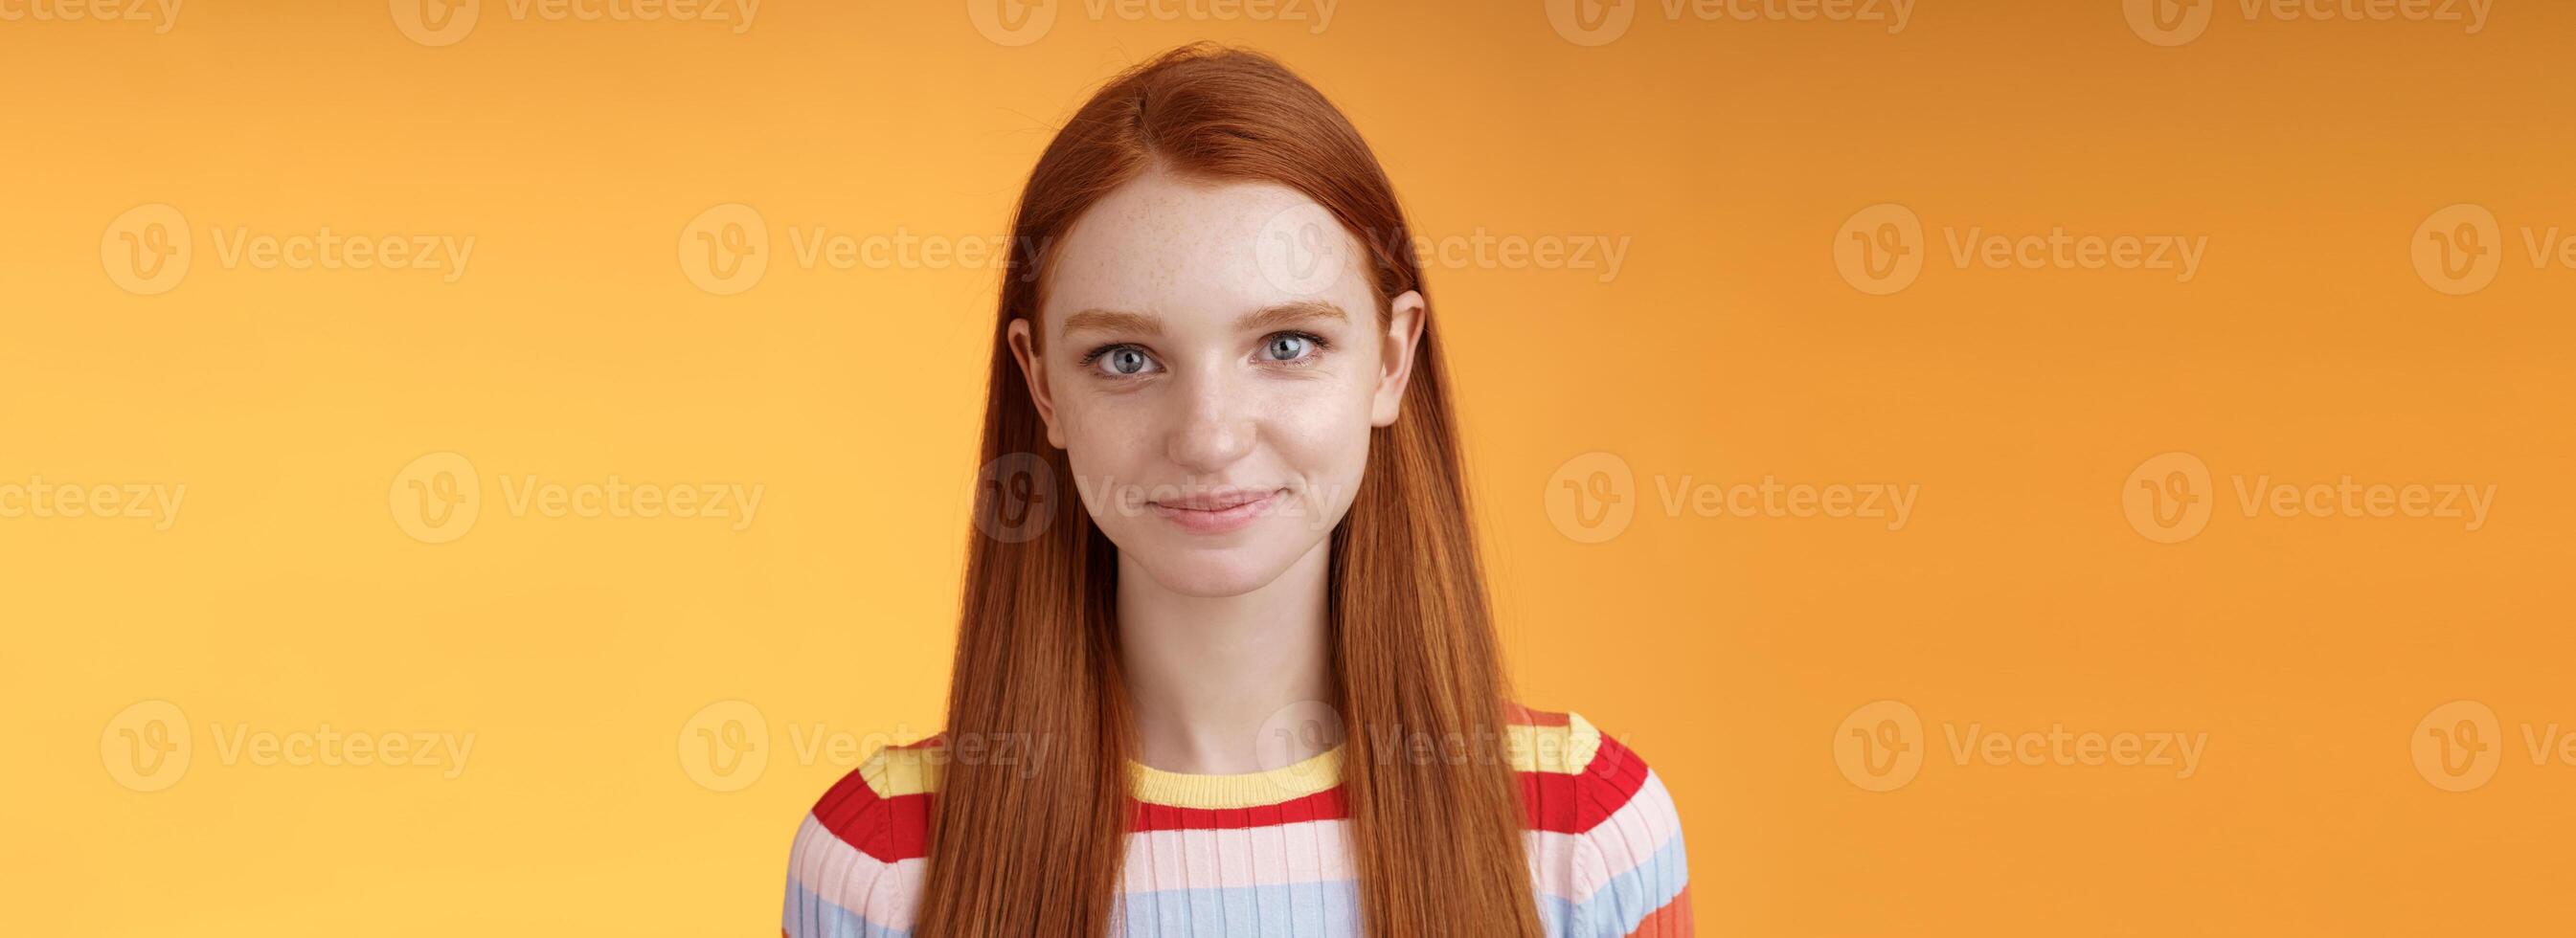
1077;331;1332;375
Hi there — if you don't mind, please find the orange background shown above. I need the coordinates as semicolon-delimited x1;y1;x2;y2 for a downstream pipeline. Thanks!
5;0;2572;934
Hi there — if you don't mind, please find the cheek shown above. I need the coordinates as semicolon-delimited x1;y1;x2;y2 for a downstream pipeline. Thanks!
1260;374;1379;495
1051;391;1156;491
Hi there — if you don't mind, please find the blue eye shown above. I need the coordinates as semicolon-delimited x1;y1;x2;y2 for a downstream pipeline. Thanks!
1104;347;1152;374
1263;333;1321;363
1082;345;1160;377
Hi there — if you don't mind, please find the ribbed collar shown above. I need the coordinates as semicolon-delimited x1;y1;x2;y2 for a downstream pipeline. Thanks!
1126;745;1344;809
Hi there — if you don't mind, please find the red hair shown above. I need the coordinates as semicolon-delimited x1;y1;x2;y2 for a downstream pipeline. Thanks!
920;44;1542;938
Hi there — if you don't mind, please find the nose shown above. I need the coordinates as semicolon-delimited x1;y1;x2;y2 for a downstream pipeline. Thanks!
1163;365;1256;474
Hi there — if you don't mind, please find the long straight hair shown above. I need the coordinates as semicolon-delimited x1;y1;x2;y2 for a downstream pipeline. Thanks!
918;44;1542;938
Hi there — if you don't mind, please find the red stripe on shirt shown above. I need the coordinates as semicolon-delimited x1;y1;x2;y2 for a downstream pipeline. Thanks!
810;766;936;863
1522;731;1651;834
1128;786;1349;831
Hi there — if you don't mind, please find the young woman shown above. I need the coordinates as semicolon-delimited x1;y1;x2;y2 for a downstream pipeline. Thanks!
782;45;1690;938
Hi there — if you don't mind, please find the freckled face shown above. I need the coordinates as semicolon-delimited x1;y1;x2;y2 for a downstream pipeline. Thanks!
1009;171;1420;598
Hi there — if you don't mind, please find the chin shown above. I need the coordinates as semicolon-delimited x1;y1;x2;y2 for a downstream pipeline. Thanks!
1120;530;1321;598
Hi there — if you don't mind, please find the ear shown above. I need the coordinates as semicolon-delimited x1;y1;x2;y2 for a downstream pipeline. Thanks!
1006;317;1068;449
1369;290;1429;427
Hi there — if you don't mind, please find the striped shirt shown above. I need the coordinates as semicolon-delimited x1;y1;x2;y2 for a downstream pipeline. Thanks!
781;706;1692;937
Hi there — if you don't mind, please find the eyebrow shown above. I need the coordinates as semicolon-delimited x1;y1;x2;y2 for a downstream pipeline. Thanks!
1059;301;1348;342
1239;300;1348;333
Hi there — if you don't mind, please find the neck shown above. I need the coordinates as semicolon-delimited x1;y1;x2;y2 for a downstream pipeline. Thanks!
1116;539;1343;775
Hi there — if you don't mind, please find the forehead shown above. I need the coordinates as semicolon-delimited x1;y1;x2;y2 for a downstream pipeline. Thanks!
1038;170;1374;334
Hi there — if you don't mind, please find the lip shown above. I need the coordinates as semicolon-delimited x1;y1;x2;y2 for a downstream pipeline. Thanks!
1147;487;1288;535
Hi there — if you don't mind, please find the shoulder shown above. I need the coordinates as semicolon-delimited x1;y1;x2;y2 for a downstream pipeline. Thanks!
1511;704;1695;937
1505;704;1671;833
781;735;946;938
